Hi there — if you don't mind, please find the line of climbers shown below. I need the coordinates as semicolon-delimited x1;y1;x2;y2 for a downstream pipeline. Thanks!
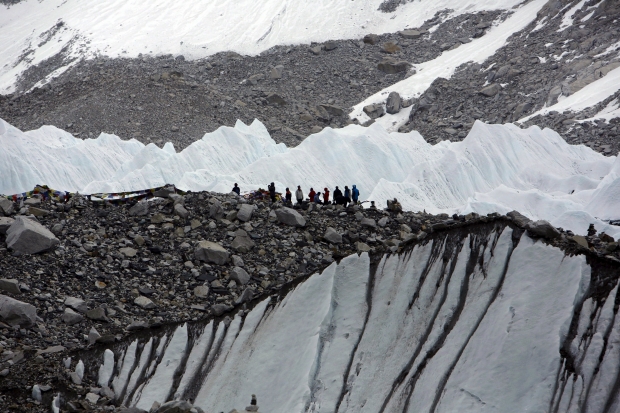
231;182;402;212
233;182;359;206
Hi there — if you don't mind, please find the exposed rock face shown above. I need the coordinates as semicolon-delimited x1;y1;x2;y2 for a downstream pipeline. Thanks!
275;207;306;227
5;216;59;255
0;294;36;327
195;241;230;264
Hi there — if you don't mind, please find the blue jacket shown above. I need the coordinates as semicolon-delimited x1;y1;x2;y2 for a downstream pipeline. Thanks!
352;185;359;200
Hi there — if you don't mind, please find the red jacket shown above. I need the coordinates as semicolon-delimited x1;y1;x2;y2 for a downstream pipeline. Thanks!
323;190;330;203
308;190;316;201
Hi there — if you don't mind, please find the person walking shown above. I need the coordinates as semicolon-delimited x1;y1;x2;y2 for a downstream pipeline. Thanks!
295;185;303;206
308;187;316;203
268;182;276;203
323;188;330;204
285;188;292;205
232;183;240;195
352;185;359;204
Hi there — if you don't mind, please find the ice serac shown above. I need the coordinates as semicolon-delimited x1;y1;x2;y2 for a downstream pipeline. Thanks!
99;222;618;412
1;118;618;237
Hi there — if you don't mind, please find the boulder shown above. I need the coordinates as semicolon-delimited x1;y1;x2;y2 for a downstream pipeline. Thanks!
399;29;422;39
155;400;195;413
356;242;371;252
237;204;254;222
0;294;36;327
174;204;189;219
62;308;84;325
211;303;233;317
266;93;286;106
195;241;230;264
270;65;284;79
0;217;14;234
386;92;401;114
572;235;589;249
231;231;256;253
275;207;306;227
209;201;225;219
526;220;561;239
86;307;108;321
363;34;379;44
6;216;59;255
230;267;251;285
478;84;500;97
377;60;409;74
0;198;15;216
361;218;377;228
232;255;245;267
381;42;401;53
23;197;41;206
507;210;532;227
194;285;210;298
235;287;255;305
323;227;342;244
129;201;149;216
134;296;156;309
363;103;385;119
324;41;338;51
320;104;345;117
120;247;137;257
0;279;20;295
65;296;88;313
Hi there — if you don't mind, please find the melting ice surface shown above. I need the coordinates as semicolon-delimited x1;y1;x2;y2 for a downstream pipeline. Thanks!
96;226;620;412
1;118;619;237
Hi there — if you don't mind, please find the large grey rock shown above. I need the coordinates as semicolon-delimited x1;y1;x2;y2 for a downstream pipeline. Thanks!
526;220;561;239
275;207;306;227
399;29;422;39
320;104;345;117
209;201;225;219
194;285;210;298
6;216;59;255
195;241;230;264
235;287;255;305
386;92;401;114
0;294;36;327
0;217;14;234
270;65;284;79
361;218;377;228
478;84;500;97
230;267;251;285
0;279;20;295
323;227;342;244
134;296;155;309
128;201;149;216
231;231;256;253
65;296;88;313
86;307;108;321
237;204;254;222
174;204;189;219
0;198;15;216
377;60;409;74
211;303;233;317
363;103;385;119
62;308;84;325
507;210;532;227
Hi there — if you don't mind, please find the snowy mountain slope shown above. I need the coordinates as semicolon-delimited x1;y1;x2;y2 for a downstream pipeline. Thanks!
90;225;620;413
1;117;618;237
0;0;528;94
519;65;620;123
351;0;547;126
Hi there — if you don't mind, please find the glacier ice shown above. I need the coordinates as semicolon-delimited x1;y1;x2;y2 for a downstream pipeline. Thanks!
0;117;618;237
96;224;620;412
